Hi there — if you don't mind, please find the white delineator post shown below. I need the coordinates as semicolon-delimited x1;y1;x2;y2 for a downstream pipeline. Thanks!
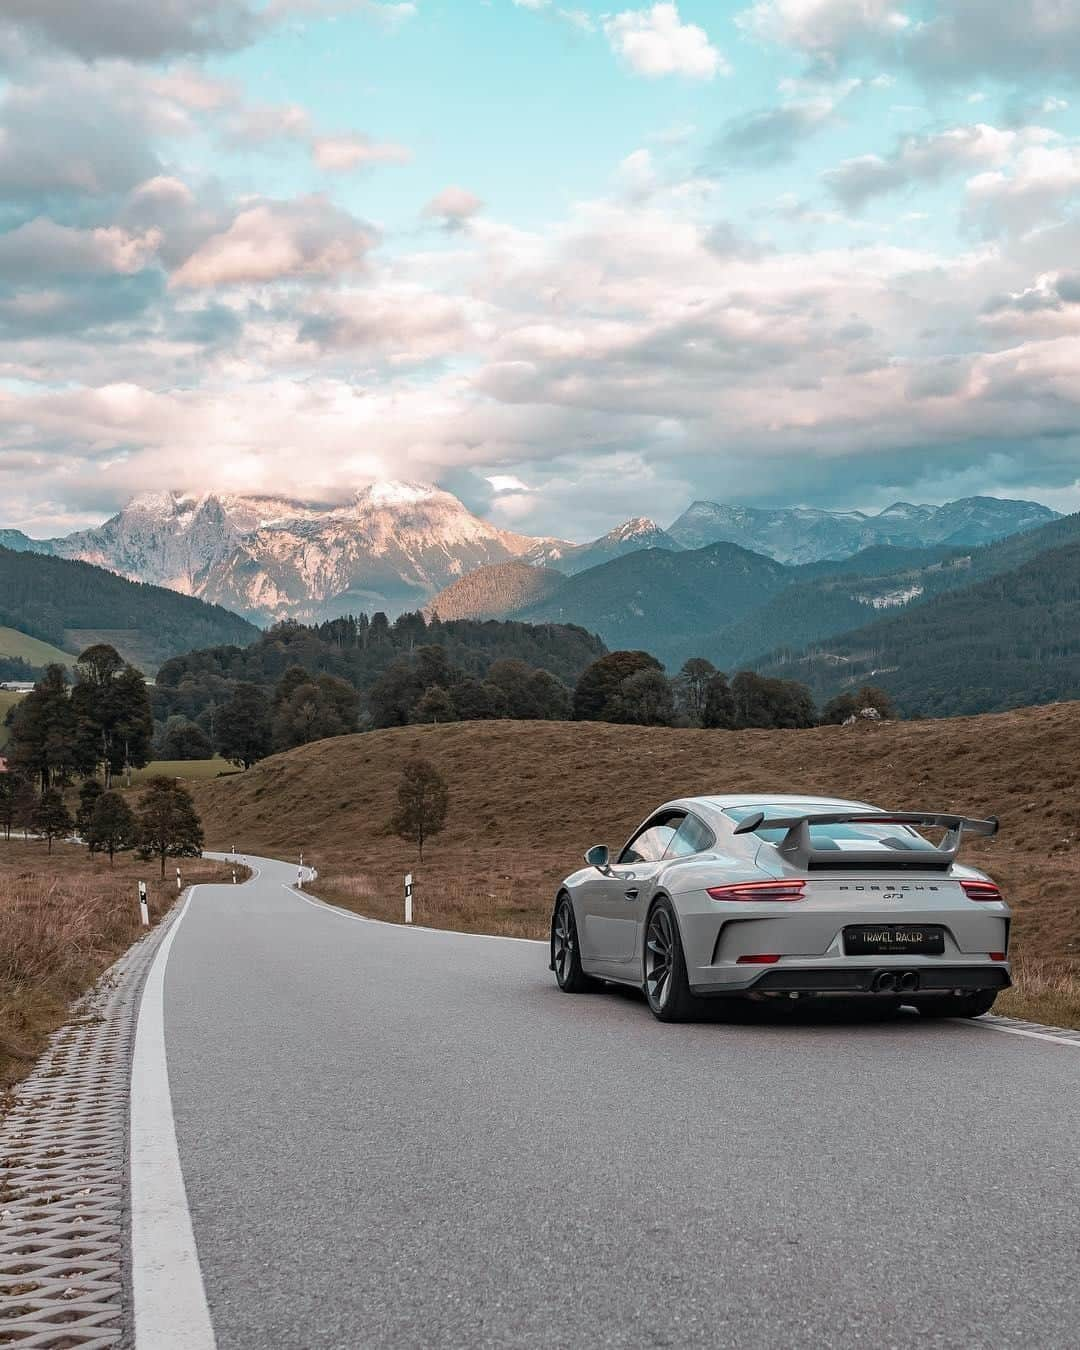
138;880;149;928
404;873;413;925
232;868;237;884
176;866;182;893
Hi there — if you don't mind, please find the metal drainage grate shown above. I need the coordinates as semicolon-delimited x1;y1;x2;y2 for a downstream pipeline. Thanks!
0;912;175;1347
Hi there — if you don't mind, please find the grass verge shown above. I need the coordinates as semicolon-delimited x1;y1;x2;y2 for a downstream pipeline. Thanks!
0;840;246;1091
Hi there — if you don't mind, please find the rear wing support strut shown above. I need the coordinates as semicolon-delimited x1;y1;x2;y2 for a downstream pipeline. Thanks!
732;810;1000;872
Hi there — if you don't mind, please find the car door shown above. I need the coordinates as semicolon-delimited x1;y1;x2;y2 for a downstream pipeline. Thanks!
584;813;685;966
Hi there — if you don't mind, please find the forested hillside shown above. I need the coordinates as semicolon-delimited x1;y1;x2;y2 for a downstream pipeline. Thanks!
517;543;791;667
759;539;1080;716
151;612;606;749
0;546;259;671
426;561;564;621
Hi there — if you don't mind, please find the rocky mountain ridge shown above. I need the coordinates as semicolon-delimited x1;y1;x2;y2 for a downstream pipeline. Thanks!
2;484;1058;625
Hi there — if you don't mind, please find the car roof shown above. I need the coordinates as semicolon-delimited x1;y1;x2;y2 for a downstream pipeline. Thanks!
677;793;876;813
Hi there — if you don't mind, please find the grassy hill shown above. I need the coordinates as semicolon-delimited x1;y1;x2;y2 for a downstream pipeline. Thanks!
195;708;1080;1023
0;545;259;672
0;625;76;668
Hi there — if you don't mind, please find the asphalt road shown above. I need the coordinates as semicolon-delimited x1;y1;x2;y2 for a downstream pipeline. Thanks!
163;855;1080;1350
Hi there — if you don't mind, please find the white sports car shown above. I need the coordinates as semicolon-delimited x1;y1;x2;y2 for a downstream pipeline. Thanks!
549;794;1010;1022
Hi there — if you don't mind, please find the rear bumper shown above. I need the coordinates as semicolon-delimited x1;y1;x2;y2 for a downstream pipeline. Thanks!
692;963;1012;998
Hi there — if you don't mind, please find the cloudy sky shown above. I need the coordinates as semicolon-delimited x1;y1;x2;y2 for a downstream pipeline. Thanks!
3;0;1080;540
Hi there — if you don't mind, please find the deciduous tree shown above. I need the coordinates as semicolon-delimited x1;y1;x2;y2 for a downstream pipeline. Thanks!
75;779;104;838
86;791;136;865
675;658;717;724
701;672;737;729
32;788;73;853
610;669;675;726
573;651;663;722
387;757;449;861
136;776;205;876
217;683;272;768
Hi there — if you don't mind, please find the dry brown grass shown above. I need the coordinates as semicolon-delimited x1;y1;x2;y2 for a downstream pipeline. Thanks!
996;958;1080;1027
194;706;1080;1027
0;841;243;1089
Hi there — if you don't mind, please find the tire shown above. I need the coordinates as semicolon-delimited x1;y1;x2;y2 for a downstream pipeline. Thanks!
552;895;594;993
914;991;998;1019
643;897;700;1023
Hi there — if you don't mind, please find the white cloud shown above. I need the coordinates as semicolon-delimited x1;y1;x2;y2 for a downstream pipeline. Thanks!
0;219;161;276
423;186;484;227
170;196;377;287
738;0;1080;88
312;134;412;170
736;0;906;61
966;143;1080;237
603;4;727;81
824;123;1053;209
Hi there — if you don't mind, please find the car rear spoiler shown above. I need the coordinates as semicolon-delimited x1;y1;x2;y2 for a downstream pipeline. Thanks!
732;810;1000;872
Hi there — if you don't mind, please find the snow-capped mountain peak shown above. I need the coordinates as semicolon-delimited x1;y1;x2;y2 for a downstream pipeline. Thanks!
355;480;440;508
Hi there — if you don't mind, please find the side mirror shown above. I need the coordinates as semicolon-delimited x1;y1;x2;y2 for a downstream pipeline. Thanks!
585;844;611;871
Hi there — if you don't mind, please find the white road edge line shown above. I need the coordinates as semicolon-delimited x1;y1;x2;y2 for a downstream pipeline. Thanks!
282;881;548;946
962;1019;1080;1048
130;886;217;1350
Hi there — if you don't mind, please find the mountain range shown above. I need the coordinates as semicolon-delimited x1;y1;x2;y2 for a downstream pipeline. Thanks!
0;485;1057;625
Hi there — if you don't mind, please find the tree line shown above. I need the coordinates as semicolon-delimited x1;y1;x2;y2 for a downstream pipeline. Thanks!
1;643;204;870
571;651;894;729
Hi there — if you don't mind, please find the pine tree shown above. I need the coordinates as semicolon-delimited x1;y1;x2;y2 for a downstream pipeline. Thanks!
7;664;81;790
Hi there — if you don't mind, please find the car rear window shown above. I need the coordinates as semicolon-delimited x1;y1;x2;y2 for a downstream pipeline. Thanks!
724;804;939;853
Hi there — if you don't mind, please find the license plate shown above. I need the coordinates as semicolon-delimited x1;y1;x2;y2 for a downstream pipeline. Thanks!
844;925;945;956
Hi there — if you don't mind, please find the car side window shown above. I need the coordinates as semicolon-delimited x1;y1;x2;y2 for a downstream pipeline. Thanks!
619;813;685;864
664;814;716;858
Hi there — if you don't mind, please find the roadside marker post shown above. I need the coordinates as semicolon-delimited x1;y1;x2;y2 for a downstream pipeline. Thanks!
232;868;237;884
176;866;182;893
138;881;149;928
296;869;304;889
404;873;413;925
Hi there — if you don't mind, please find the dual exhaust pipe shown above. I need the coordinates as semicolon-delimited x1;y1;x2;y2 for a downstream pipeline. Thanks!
872;970;920;994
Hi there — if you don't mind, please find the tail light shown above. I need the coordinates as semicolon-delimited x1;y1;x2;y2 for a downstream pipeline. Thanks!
961;880;1004;902
990;952;1007;962
707;880;806;903
737;954;781;965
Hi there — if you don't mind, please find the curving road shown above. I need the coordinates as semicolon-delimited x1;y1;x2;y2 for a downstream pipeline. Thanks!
150;854;1080;1349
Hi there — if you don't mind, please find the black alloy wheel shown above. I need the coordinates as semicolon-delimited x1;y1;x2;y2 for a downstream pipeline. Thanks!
552;896;593;993
643;897;699;1022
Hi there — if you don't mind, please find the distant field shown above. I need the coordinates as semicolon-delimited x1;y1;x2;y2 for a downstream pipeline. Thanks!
64;629;156;674
0;689;26;748
0;625;75;668
126;757;238;784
